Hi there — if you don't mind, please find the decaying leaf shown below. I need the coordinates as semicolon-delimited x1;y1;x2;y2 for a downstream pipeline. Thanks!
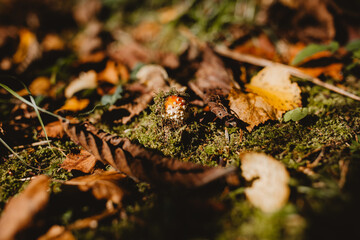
39;120;66;138
246;65;302;111
61;120;235;188
38;225;75;240
65;70;97;98
228;88;282;131
65;170;127;204
0;175;50;240
108;64;169;124
240;152;290;213
189;46;237;123
193;46;233;96
61;149;98;173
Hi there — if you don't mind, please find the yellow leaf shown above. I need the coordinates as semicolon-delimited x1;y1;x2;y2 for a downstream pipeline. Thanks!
241;152;290;213
60;97;89;111
17;76;51;96
228;88;283;131
246;65;302;111
97;60;119;85
13;29;37;63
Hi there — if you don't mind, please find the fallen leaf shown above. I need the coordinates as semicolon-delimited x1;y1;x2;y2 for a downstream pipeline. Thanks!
65;170;128;204
61;149;98;173
240;152;290;213
228;88;282;131
39;120;65;138
61;120;235;188
38;225;75;240
0;175;50;240
73;0;101;25
267;0;335;43
193;46;233;96
132;21;161;43
12;28;41;73
60;97;90;112
17;76;51;96
97;60;120;85
64;70;97;98
298;63;343;80
41;34;65;51
246;65;302;111
72;21;102;57
189;46;237;122
108;65;169;124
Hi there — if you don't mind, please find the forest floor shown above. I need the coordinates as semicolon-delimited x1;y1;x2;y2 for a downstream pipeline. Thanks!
1;0;360;240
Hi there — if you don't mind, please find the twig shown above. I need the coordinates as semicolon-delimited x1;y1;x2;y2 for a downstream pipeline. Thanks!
13;140;52;150
214;45;360;101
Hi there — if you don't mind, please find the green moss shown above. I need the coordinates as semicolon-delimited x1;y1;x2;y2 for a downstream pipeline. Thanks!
0;140;77;211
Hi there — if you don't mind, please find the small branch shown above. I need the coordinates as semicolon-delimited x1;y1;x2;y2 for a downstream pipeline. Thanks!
214;45;360;101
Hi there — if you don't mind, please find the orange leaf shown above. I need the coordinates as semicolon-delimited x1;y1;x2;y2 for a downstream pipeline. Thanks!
61;150;97;173
60;97;89;112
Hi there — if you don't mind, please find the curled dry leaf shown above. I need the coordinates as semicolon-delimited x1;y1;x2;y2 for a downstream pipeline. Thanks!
240;152;290;213
229;88;282;131
65;70;97;98
246;65;302;111
0;175;50;240
65;170;127;205
61;120;235;188
61;149;98;173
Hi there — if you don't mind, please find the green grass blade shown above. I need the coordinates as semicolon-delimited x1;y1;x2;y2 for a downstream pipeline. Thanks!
0;83;65;120
0;136;40;171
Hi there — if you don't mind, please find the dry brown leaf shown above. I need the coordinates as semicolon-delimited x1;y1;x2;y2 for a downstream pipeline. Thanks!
38;225;75;240
193;46;233;96
132;21;161;43
246;65;302;111
41;34;65;51
189;46;237;122
17;76;51;96
65;170;127;204
108;40;151;69
61;149;97;173
0;175;50;240
97;60;120;85
108;65;169;124
61;120;235;188
39;120;65;138
65;70;97;98
60;97;90;112
73;0;101;25
72;21;102;57
228;88;282;131
241;152;290;213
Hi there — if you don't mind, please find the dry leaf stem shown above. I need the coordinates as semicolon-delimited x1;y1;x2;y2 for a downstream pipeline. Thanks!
214;45;360;102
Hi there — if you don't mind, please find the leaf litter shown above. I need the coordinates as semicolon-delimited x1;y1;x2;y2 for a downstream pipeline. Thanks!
0;1;360;239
